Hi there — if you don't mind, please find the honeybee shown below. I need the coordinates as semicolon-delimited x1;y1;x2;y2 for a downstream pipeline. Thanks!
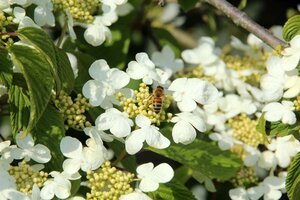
151;86;165;114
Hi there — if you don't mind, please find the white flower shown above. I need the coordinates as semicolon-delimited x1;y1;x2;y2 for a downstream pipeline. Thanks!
0;0;29;11
125;115;170;155
263;101;296;125
119;189;152;200
218;94;257;119
12;7;39;29
181;37;219;66
229;175;285;200
247;176;285;200
266;135;300;168
229;187;249;200
171;112;206;144
260;56;285;102
40;171;71;200
258;150;277;170
243;144;261;167
60;135;107;174
151;46;183;77
191;185;207;200
84;16;112;46
126;52;160;85
168;78;219;112
11;132;51;163
209;131;239;150
96;108;133;138
283;75;300;98
82;59;130;107
136;162;174;192
101;0;127;8
281;35;300;71
84;126;114;142
33;0;55;27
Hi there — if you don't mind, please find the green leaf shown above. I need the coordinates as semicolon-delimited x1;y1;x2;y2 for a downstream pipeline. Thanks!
256;114;300;139
283;15;300;41
10;45;54;135
148;181;197;200
32;105;65;171
55;48;75;94
8;78;30;136
286;152;300;200
178;0;198;11
17;27;61;93
268;122;300;137
238;0;247;10
148;139;242;180
0;50;13;86
174;165;193;184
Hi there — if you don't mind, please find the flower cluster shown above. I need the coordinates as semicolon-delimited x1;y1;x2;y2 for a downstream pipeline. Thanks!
1;1;300;200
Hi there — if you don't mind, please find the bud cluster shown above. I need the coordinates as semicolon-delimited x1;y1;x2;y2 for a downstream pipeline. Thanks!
231;167;258;187
54;91;92;130
175;65;215;83
116;83;173;125
86;161;135;200
52;0;100;23
8;161;48;194
228;114;265;147
0;10;14;46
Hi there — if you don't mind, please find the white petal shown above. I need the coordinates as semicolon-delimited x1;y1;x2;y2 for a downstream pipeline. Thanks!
172;121;196;145
139;177;159;192
168;78;187;92
125;130;146;155
145;127;170;149
53;176;71;199
109;69;130;89
135;115;151;128
136;53;155;69
88;59;110;81
126;61;146;80
84;24;107;46
177;96;197;112
151;163;174;183
137;162;154;177
82;80;105;106
60;137;83;158
247;186;265;200
264;190;282;200
34;6;47;26
16;132;34;149
229;188;248;200
181;49;201;64
40;183;55;200
30;144;51;163
110;119;131;137
62;159;81;174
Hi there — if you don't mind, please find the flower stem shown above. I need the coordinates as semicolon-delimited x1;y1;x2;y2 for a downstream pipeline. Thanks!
204;0;288;49
57;19;68;48
113;149;128;166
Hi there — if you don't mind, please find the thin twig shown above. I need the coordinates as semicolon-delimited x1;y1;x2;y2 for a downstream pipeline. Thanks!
56;19;68;48
204;0;288;49
0;32;17;37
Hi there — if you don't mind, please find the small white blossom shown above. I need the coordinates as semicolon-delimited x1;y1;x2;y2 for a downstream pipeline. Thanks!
151;46;183;80
281;35;300;71
260;56;285;102
40;171;72;200
181;37;218;66
84;16;112;46
263;101;296;125
168;78;219;112
11;132;51;163
126;52;161;84
136;162;174;192
96;108;133;138
33;0;55;27
266;135;300;168
209;130;240;151
218;94;257;119
125;115;170;155
119;189;152;200
82;59;130;108
171;112;206;144
60;134;107;174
